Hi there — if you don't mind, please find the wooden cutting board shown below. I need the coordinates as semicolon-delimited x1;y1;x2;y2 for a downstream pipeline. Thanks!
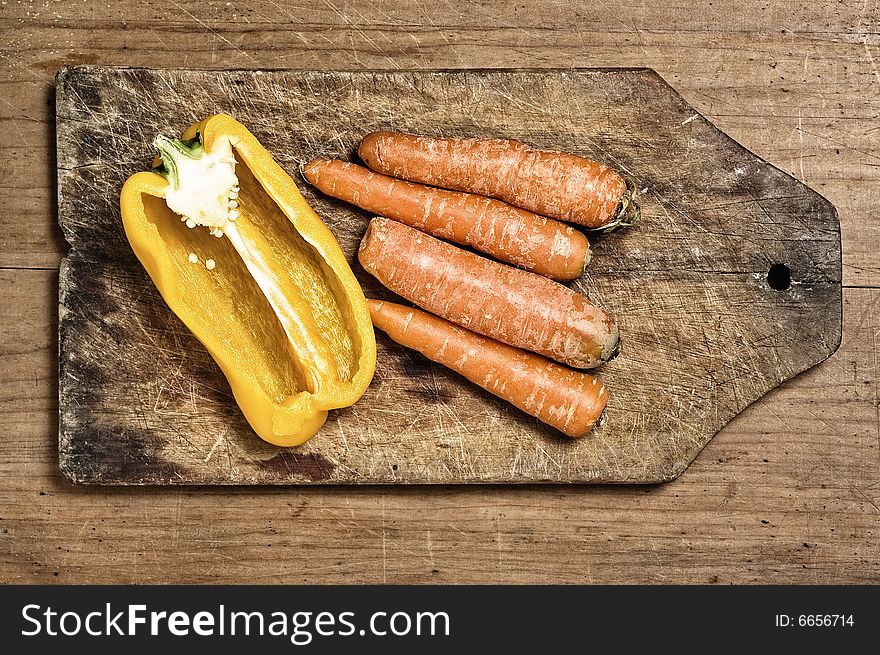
56;66;841;485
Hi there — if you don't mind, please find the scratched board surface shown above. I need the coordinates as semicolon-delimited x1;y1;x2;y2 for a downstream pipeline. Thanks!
56;67;841;484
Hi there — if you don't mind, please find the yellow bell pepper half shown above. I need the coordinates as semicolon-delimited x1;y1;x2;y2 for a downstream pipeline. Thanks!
120;114;376;446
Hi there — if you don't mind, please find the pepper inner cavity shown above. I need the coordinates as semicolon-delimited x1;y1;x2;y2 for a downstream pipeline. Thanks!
155;134;357;392
233;156;357;384
140;192;307;400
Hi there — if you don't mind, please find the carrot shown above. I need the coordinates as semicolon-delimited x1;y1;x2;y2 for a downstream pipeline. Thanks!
358;218;620;369
369;299;607;438
303;159;590;281
358;131;639;231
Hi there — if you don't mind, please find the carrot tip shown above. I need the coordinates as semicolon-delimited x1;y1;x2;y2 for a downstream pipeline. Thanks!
299;161;315;185
593;403;609;430
582;246;593;271
594;178;641;234
606;334;622;361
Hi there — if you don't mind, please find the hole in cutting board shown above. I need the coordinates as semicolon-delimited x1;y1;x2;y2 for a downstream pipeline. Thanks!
767;264;791;291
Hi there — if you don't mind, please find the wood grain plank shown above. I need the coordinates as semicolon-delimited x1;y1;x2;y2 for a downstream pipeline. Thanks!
2;0;878;34
1;269;876;583
1;15;876;283
0;0;876;583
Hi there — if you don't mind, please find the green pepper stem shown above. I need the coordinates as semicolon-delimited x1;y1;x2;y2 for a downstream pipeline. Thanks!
153;133;205;190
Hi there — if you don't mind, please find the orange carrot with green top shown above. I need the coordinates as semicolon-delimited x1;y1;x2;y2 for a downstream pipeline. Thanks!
303;158;590;281
358;131;639;231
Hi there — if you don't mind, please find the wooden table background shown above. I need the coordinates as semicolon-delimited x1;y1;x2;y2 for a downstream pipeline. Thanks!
1;0;877;584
